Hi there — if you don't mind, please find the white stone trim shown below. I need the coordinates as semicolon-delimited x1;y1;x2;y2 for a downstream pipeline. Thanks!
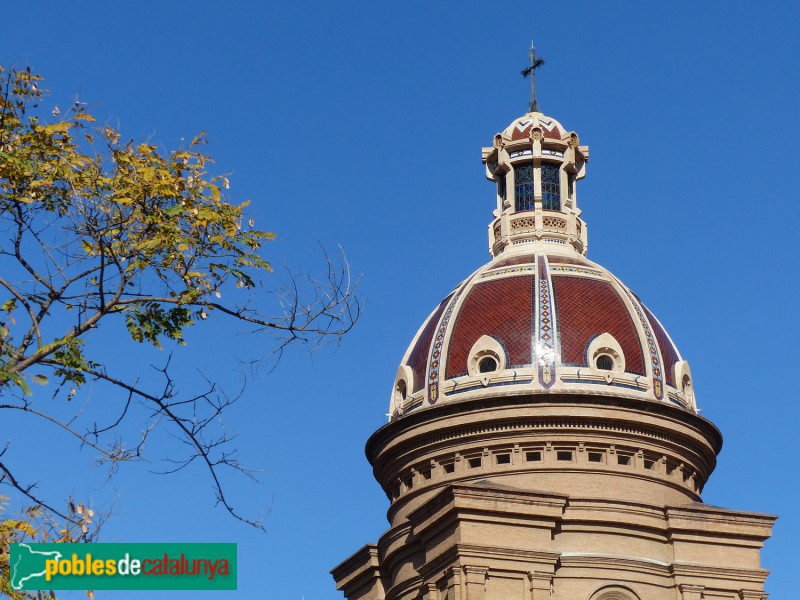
391;365;413;417
466;335;507;385
587;333;627;383
674;360;696;411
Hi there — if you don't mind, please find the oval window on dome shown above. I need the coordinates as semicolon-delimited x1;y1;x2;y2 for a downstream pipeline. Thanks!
478;356;498;373
595;354;614;371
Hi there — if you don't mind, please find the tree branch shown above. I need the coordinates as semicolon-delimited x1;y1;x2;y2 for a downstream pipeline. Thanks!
81;363;264;529
0;275;42;349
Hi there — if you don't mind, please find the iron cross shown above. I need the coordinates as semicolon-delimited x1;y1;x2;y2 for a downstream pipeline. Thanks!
521;41;545;113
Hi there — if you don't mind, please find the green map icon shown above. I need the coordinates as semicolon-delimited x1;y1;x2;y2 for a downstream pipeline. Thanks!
9;543;62;590
8;542;237;590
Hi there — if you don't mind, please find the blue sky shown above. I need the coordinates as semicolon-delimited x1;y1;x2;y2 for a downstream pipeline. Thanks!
2;1;799;598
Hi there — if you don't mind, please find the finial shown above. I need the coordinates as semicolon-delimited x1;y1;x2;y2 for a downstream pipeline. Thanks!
521;41;545;113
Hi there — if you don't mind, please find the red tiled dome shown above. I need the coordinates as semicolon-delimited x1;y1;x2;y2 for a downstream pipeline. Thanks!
503;113;565;141
394;251;691;418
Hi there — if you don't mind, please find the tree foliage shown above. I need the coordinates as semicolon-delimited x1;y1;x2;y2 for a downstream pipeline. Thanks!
0;66;360;530
1;494;97;599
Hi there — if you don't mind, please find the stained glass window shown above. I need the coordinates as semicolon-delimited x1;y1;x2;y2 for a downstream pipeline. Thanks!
514;164;535;211
542;163;561;211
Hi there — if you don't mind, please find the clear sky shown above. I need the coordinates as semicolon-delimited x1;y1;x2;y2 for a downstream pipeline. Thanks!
2;1;799;598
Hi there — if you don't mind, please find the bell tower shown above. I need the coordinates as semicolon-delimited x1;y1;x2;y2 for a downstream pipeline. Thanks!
332;51;775;600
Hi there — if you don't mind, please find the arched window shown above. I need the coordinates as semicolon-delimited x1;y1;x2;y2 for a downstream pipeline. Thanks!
514;164;535;211
541;163;560;210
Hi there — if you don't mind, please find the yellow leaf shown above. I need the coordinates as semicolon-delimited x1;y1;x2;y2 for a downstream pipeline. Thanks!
44;122;70;134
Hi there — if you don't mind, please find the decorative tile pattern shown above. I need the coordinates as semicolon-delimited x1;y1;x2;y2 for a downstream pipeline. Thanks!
406;294;452;393
480;265;536;281
549;265;604;278
615;282;665;400
539;118;562;140
510;118;533;140
536;256;557;388
426;276;477;404
547;255;591;266
551;276;646;375
505;116;562;141
642;304;680;388
493;254;536;269
445;277;533;379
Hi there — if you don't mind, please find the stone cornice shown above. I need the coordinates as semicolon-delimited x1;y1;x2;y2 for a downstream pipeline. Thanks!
368;394;722;464
330;543;384;593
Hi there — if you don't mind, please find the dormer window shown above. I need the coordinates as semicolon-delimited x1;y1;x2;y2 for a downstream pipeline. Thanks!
542;163;560;211
514;164;535;211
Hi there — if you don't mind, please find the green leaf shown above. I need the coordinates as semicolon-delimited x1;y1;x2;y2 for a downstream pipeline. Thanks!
0;370;31;396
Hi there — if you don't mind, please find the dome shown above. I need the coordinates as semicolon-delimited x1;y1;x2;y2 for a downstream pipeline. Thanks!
391;248;696;419
502;112;566;141
389;108;696;420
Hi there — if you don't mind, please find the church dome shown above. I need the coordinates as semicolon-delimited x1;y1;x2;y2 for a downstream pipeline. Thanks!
390;108;696;419
390;248;695;419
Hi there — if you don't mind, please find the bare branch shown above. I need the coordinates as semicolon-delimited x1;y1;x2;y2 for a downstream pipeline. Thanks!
0;275;42;349
0;401;124;460
0;445;77;525
80;363;264;529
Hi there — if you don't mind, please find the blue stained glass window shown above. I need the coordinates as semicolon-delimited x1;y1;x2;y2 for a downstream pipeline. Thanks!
542;163;561;211
514;164;535;211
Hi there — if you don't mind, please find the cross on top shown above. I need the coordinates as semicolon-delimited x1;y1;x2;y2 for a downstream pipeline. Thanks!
521;41;545;113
